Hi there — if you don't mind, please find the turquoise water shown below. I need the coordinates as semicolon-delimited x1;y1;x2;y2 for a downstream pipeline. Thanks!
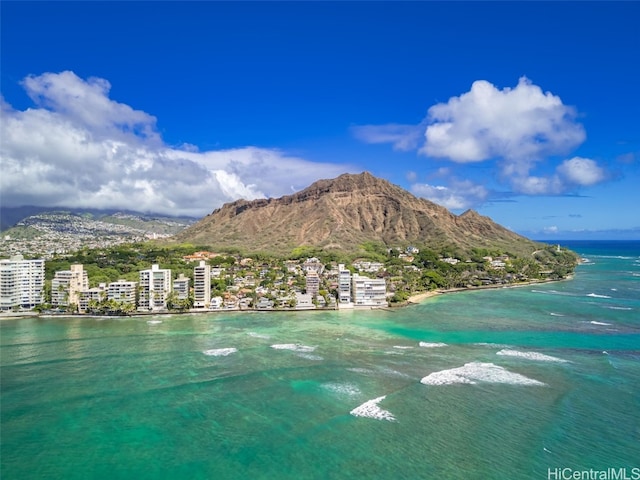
2;241;639;479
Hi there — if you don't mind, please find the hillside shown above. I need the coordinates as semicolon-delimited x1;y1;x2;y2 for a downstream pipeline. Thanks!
0;211;195;258
172;172;542;256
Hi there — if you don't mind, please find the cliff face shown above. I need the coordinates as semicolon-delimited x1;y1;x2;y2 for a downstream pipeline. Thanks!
172;172;540;255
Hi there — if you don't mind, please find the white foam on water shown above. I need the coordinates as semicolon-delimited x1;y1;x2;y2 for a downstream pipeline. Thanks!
590;321;612;326
271;343;316;352
607;306;632;311
419;342;447;348
203;348;238;357
549;312;565;317
347;367;374;375
296;353;324;361
393;345;414;350
247;332;271;339
496;349;568;363
322;382;361;397
587;293;612;299
146;320;162;324
473;342;513;348
420;362;546;386
350;395;395;421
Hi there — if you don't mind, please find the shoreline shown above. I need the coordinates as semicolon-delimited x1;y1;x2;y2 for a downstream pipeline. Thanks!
1;276;573;321
404;276;573;306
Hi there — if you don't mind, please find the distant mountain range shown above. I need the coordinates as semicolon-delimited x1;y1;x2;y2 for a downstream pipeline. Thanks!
172;172;543;256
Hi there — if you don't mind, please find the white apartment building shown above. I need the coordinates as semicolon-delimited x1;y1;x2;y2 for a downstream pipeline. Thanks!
51;264;89;308
78;284;107;313
305;271;320;297
338;264;352;307
193;260;211;309
0;254;45;311
107;280;137;306
173;274;190;300
138;264;172;311
351;273;387;307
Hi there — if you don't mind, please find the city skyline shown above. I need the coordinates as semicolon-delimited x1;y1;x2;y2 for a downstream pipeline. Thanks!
1;2;639;240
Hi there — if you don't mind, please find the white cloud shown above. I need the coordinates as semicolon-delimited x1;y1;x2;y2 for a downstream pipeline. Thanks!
411;179;489;211
556;157;606;186
351;123;423;151
353;77;609;201
1;71;355;217
422;77;585;167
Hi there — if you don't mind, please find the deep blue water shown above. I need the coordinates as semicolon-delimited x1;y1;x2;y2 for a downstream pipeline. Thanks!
1;241;639;479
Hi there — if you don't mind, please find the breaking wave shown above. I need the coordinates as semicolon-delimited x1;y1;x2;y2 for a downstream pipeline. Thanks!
322;382;361;397
590;321;612;326
350;395;395;421
420;362;545;386
271;343;316;352
203;348;237;357
496;349;568;363
587;293;612;299
419;342;447;348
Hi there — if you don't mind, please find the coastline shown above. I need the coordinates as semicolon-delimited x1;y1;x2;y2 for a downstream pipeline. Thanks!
405;276;573;305
1;276;574;320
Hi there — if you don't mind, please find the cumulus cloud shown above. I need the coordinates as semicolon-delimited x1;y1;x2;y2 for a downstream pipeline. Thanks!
355;77;609;202
1;71;354;217
411;179;489;210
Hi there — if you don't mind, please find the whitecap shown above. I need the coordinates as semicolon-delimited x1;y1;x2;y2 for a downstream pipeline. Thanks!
419;342;447;348
393;345;414;350
590;321;612;326
271;343;316;352
203;348;237;356
146;320;162;325
350;395;395;421
587;293;612;299
420;362;545;386
496;349;568;363
347;367;374;375
607;306;632;311
297;353;324;361
322;382;361;397
549;312;565;317
247;332;271;339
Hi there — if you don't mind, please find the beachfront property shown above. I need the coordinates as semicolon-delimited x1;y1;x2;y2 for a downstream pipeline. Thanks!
351;273;387;307
173;274;190;300
338;264;353;307
51;264;89;309
107;280;137;305
78;284;107;313
0;254;45;311
138;264;172;311
193;260;211;309
305;271;320;297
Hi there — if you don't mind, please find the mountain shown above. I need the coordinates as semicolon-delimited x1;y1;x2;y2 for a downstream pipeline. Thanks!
172;172;541;256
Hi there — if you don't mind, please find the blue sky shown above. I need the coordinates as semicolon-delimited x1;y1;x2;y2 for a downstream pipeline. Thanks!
1;1;639;239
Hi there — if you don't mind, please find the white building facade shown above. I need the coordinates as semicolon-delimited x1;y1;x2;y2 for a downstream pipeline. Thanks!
138;265;172;311
107;280;137;306
193;260;211;309
338;264;352;307
51;264;89;309
352;273;387;307
0;254;45;311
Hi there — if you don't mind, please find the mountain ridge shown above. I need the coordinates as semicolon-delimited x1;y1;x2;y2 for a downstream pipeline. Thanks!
172;172;542;256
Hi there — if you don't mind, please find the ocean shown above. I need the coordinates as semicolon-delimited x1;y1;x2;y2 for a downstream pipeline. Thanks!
1;240;638;480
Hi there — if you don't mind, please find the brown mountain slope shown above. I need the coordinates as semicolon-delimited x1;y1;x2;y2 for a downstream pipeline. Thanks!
172;172;541;256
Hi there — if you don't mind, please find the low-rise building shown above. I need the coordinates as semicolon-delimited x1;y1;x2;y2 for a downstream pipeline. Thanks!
107;280;137;305
352;273;387;307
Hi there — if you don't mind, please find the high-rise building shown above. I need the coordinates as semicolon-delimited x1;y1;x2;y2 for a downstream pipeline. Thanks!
173;274;190;300
107;280;137;306
305;271;320;297
193;260;211;309
51;264;89;308
0;254;45;311
351;273;387;307
338;264;352;306
138;264;172;311
78;284;107;313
